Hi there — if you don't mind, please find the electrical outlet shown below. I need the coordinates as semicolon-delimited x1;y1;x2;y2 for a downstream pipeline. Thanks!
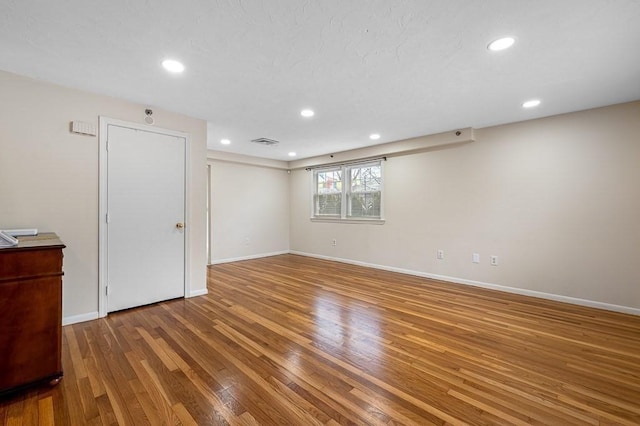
332;239;337;247
490;255;498;266
437;250;444;260
472;253;480;263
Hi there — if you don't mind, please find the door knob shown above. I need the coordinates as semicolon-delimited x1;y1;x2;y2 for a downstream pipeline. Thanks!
176;222;185;229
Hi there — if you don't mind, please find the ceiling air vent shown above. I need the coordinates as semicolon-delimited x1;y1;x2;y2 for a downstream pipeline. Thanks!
250;137;279;146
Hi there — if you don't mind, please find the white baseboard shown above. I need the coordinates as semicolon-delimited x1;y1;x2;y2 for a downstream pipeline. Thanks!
62;311;99;326
209;250;290;265
290;251;640;316
63;289;208;325
189;288;208;297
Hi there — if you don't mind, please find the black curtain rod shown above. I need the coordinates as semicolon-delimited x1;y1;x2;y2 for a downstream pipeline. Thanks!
304;156;387;171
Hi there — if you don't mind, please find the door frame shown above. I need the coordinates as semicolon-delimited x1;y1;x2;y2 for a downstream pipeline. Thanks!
98;117;191;318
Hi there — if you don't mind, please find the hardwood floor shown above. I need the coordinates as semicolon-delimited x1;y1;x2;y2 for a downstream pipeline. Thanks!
2;254;640;425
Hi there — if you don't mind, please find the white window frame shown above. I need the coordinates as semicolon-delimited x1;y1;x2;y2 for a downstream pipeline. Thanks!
310;160;385;224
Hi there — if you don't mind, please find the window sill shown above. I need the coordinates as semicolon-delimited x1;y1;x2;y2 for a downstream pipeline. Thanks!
310;217;386;225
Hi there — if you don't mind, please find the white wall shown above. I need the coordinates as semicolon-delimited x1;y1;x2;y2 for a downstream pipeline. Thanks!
208;159;290;262
0;70;208;324
290;101;640;312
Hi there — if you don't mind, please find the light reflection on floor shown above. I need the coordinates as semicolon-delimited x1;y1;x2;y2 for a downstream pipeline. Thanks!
312;292;384;375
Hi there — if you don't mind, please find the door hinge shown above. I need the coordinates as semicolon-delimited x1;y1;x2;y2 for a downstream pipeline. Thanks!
106;213;110;224
106;285;110;295
106;140;110;152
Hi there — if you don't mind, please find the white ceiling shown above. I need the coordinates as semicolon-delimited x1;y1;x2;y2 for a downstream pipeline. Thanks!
1;1;639;161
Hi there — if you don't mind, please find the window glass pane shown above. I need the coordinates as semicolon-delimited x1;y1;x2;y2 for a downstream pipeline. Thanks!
349;192;381;217
350;165;381;192
317;193;342;215
317;169;342;194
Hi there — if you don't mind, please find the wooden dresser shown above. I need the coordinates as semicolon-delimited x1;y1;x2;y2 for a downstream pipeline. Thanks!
0;233;65;396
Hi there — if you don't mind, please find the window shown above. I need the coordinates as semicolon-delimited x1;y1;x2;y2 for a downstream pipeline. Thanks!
312;160;383;222
348;163;382;218
315;168;343;216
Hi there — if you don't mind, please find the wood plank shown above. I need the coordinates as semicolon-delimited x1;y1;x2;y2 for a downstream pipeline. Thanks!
37;396;54;426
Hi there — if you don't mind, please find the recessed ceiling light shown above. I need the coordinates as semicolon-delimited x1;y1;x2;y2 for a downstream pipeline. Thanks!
288;152;297;157
162;59;185;73
522;99;541;108
487;37;515;51
369;133;381;140
300;109;315;118
220;139;231;145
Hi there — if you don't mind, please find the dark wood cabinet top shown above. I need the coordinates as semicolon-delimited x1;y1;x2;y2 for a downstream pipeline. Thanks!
1;233;66;252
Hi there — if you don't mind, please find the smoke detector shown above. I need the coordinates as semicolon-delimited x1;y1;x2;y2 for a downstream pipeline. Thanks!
250;137;279;146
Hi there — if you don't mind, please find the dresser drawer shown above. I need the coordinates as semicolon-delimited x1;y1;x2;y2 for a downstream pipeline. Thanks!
0;248;63;282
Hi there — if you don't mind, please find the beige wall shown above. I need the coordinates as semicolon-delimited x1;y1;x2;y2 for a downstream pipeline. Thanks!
208;159;290;262
5;64;635;319
0;70;208;323
290;101;640;312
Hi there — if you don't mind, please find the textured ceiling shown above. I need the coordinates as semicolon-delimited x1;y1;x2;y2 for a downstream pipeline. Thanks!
1;0;639;160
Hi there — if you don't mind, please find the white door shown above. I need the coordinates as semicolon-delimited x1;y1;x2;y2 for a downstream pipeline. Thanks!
105;124;186;312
